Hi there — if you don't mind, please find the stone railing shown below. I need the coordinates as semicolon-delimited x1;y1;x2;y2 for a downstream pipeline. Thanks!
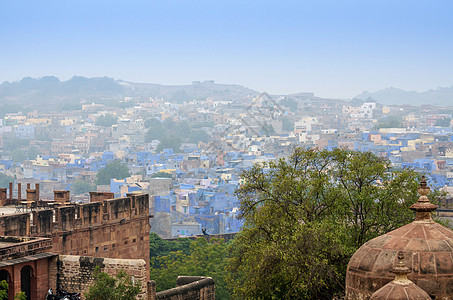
149;276;215;300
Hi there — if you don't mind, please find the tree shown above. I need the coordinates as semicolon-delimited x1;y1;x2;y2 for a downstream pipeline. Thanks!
0;173;14;189
435;116;451;127
281;116;294;132
85;267;141;300
150;172;172;179
14;291;26;300
150;237;231;300
375;115;403;129
260;123;275;137
279;97;298;111
71;180;96;194
0;280;7;300
227;148;426;299
96;160;130;185
156;136;181;153
95;114;118;127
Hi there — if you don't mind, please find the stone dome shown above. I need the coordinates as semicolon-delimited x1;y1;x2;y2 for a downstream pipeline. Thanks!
346;177;453;299
370;251;430;300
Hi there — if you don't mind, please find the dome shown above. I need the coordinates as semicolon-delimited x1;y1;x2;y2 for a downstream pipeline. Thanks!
370;251;430;300
346;177;453;299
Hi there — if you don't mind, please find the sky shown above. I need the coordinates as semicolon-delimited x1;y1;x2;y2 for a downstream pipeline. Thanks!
1;0;452;99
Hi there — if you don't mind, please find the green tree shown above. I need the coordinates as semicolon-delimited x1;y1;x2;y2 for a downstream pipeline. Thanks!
435;116;451;127
260;123;275;137
0;280;8;300
156;136;181;153
95;114;118;127
0;173;14;189
227;148;426;299
96;160;130;185
279;97;298;111
150;172;172;179
149;235;231;299
85;267;141;300
145;119;212;150
375;115;403;129
14;291;25;300
145;118;162;129
281;116;294;132
71;180;96;194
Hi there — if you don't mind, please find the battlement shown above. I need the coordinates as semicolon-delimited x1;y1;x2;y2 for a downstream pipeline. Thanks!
0;192;152;281
0;193;150;237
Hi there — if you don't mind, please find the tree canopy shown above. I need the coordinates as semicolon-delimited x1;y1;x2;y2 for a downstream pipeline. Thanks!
227;147;427;299
375;115;403;129
0;280;7;300
71;179;96;195
95;114;118;127
96;160;130;185
85;267;141;300
145;119;210;152
149;234;231;299
0;173;14;189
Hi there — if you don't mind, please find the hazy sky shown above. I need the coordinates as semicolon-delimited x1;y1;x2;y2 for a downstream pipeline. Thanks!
1;0;452;98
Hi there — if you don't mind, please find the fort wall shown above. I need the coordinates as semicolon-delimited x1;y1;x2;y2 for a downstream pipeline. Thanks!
0;193;151;280
151;276;215;300
56;255;148;300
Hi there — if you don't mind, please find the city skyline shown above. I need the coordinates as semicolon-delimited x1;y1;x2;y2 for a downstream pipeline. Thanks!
1;0;452;99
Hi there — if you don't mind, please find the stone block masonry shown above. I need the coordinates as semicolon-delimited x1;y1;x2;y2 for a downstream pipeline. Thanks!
57;255;148;300
0;193;152;281
151;276;215;300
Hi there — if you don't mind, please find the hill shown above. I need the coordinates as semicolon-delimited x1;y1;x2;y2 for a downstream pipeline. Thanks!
355;86;453;107
0;77;258;111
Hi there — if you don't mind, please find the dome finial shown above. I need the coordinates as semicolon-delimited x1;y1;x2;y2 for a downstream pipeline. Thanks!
410;176;437;221
392;250;410;277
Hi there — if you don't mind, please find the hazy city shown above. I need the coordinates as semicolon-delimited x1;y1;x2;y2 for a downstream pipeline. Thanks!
1;1;453;300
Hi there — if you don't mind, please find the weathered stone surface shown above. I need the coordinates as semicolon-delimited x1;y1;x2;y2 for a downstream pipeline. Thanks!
346;222;453;299
57;255;148;299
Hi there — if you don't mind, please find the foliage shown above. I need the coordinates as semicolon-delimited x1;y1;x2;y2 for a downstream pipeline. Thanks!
227;148;425;299
260;123;275;137
156;136;182;153
96;160;130;185
0;280;7;300
0;173;14;189
71;179;96;195
61;103;82;111
145;119;211;152
281;116;294;132
375;115;403;129
149;233;192;258
150;172;172;179
435;116;451;127
2;137;30;152
149;235;231;299
0;104;29;118
10;147;39;163
279;97;298;111
85;267;141;300
14;291;26;300
95;114;118;127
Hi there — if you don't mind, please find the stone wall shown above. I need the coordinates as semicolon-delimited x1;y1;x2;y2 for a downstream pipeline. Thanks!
0;236;52;261
0;193;151;280
152;276;215;300
57;255;148;300
163;232;236;243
